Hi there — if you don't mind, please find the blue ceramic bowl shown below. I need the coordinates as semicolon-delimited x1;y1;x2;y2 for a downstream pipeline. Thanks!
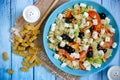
43;0;120;76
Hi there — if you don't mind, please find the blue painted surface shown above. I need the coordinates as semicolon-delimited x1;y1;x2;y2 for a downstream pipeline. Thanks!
0;0;120;80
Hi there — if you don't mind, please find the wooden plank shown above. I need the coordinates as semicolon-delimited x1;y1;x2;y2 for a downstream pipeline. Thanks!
102;0;120;80
0;0;11;79
34;66;56;80
0;0;11;80
10;0;34;80
33;0;57;80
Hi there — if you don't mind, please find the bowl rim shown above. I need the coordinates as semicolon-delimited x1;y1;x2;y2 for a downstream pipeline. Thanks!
43;0;120;76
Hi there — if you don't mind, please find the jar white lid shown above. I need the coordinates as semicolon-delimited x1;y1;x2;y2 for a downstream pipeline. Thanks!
107;66;120;80
23;5;40;23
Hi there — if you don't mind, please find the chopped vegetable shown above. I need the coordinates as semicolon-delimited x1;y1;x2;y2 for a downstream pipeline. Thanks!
58;49;75;61
94;58;102;64
66;10;73;18
80;50;87;62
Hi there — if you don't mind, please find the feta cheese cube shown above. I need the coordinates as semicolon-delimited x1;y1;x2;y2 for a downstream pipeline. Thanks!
57;36;62;41
83;12;89;18
64;23;69;27
92;31;98;39
83;38;88;43
82;18;86;24
74;37;81;43
58;13;63;19
49;38;54;43
74;24;79;30
110;28;115;33
72;61;78;66
112;42;117;48
100;29;105;35
54;54;60;59
105;37;110;42
98;50;104;57
100;41;104;46
85;29;90;34
105;17;110;23
61;62;67;67
70;52;80;58
83;61;91;71
89;38;93;44
83;45;89;51
51;24;56;31
60;41;66;47
86;21;90;26
69;29;74;38
92;63;101;68
93;19;98;25
80;3;87;7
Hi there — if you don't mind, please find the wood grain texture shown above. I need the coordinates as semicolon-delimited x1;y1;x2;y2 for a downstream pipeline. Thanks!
0;0;11;80
10;0;34;80
0;0;120;80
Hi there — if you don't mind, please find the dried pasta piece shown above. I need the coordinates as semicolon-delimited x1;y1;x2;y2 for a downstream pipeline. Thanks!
33;46;41;51
14;36;23;42
23;36;30;42
29;62;36;68
32;30;40;35
20;30;28;35
13;50;28;57
29;55;36;63
28;48;38;55
22;61;30;67
20;67;29;72
17;46;26;51
29;43;35;47
104;49;112;58
35;59;42;66
7;69;14;74
29;36;37;42
24;56;31;62
24;24;34;30
18;51;28;57
21;43;28;47
3;52;9;61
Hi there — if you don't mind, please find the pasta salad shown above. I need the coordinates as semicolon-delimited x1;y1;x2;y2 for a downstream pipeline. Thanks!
48;3;117;70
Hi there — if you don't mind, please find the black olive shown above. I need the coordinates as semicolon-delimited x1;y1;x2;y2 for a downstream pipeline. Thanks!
64;45;75;53
64;45;70;51
78;32;84;39
67;37;74;42
99;13;106;19
65;18;72;23
88;46;93;51
61;34;74;42
97;44;102;50
102;49;107;53
68;48;75;53
87;51;93;58
61;34;68;40
89;26;94;31
110;46;113;49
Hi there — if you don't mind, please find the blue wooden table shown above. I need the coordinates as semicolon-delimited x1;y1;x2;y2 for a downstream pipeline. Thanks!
0;0;120;80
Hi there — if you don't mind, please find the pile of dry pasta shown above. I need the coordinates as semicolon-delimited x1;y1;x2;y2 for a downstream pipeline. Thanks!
10;23;41;73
